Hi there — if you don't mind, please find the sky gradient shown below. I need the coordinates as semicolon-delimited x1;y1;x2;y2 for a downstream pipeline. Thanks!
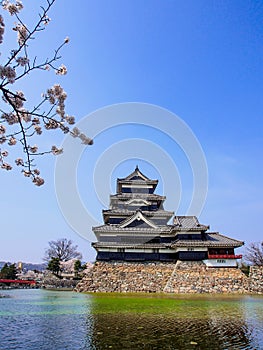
0;0;262;263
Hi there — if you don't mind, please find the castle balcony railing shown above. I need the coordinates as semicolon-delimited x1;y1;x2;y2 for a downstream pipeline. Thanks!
208;254;242;259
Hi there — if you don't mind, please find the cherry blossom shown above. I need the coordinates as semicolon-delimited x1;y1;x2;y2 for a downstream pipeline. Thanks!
0;0;93;186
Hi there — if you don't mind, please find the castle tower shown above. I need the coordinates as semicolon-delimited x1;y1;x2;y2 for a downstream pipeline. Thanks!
92;167;243;267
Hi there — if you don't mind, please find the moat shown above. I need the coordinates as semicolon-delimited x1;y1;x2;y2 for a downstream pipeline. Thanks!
0;289;263;349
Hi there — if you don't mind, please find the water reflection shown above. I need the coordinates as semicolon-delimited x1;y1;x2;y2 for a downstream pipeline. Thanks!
0;290;262;350
88;295;262;350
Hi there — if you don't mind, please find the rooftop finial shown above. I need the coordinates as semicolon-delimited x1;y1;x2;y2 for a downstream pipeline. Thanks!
135;165;139;171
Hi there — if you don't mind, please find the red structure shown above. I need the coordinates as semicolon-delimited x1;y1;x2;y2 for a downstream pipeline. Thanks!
0;279;36;285
208;254;242;260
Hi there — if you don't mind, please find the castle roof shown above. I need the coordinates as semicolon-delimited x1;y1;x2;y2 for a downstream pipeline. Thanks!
92;232;243;249
116;166;158;193
173;216;209;231
110;193;166;201
103;209;174;217
93;224;173;234
171;232;244;248
118;166;151;181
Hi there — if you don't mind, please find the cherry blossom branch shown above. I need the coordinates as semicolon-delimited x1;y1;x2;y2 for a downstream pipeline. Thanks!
0;0;93;186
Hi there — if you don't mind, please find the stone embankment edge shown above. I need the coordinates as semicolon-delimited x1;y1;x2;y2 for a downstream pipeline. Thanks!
75;261;263;294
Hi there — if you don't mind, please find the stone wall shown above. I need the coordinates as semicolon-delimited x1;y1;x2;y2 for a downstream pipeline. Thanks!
163;261;249;293
75;261;263;294
76;262;174;293
249;266;263;293
41;274;79;290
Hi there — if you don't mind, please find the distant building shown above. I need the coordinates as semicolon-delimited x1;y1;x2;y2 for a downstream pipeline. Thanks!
17;261;23;271
92;167;243;267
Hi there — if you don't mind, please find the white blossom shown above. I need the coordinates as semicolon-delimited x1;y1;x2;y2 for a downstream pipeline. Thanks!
51;145;63;155
21;110;31;122
32;176;44;186
14;23;28;46
23;170;31;177
2;1;23;15
2;113;18;125
0;15;5;44
15;158;24;166
8;90;25;109
0;65;16;83
1;150;8;157
32;117;40;124
79;133;93;145
56;64;67;75
0;136;6;144
45;120;58;130
16;56;29;66
8;137;16;145
34;125;42;135
66;115;75;125
43;15;50;25
71;127;80;137
0;125;6;134
29;145;38;153
1;162;12;170
46;84;67;119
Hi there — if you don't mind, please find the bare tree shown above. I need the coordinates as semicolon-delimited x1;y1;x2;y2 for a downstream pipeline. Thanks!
44;238;82;262
244;241;263;266
0;0;92;186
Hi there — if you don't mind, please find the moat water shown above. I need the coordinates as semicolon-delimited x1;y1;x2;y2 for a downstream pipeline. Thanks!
0;289;263;350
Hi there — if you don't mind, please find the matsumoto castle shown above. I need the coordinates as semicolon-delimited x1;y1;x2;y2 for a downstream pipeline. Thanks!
92;167;243;268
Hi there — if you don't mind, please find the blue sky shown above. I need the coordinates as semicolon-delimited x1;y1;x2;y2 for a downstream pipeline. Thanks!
0;0;263;263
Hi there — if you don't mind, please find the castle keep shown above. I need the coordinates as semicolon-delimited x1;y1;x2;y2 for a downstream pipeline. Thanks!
92;167;243;268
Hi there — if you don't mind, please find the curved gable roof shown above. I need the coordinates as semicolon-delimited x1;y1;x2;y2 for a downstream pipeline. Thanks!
120;210;157;229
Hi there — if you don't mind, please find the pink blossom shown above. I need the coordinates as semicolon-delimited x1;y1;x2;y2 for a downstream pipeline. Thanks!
0;125;6;134
21;110;31;122
45;120;58;130
1;162;12;170
2;1;23;15
43;15;51;25
29;145;38;153
32;176;44;186
0;136;6;144
2;112;18;125
23;170;31;177
66;115;75;125
15;158;24;166
0;65;16;83
71;127;80;137
56;64;67;75
0;15;5;44
79;133;93;145
34;125;42;135
8;137;16;145
16;56;29;66
14;23;28;46
1;150;8;157
51;145;63;155
32;117;40;124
